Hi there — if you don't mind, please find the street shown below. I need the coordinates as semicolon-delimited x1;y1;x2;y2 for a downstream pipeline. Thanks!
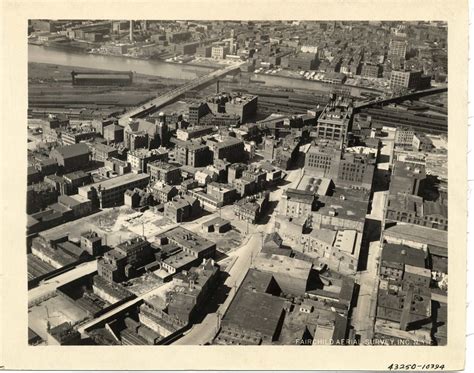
173;168;303;345
350;130;394;343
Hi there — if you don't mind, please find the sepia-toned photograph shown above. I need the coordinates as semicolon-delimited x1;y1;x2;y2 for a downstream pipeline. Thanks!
25;19;449;347
0;0;469;370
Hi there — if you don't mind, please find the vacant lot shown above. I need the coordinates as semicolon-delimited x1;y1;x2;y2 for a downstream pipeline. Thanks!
28;294;89;344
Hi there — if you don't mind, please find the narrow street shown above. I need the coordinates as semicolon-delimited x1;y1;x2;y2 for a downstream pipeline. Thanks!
350;129;394;343
173;168;303;345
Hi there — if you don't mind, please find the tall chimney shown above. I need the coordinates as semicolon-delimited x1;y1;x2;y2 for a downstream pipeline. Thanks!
216;80;220;94
130;20;133;43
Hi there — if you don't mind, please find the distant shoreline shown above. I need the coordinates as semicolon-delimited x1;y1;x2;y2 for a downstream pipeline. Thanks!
28;41;221;70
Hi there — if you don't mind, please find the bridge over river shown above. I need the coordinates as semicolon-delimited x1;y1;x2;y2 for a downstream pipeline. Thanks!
118;62;245;126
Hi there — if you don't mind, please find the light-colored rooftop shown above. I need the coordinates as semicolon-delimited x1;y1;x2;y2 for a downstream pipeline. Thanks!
78;173;150;192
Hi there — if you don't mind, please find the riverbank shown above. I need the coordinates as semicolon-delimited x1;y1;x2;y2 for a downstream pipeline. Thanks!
247;72;384;97
29;42;220;72
29;44;215;81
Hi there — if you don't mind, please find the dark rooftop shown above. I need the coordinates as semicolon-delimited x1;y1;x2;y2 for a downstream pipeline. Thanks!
381;243;426;268
223;288;286;339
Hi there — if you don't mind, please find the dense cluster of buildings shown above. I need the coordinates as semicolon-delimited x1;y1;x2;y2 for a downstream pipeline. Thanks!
29;20;446;93
27;20;448;347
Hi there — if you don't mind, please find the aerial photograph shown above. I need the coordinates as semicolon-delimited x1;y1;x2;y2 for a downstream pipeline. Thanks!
26;20;448;346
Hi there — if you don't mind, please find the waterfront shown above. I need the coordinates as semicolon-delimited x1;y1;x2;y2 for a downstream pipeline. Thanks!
28;44;214;80
250;73;384;97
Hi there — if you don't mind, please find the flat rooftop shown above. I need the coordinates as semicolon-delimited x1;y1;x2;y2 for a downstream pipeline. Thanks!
163;226;214;255
383;223;447;253
253;253;312;280
79;173;150;192
223;288;285;338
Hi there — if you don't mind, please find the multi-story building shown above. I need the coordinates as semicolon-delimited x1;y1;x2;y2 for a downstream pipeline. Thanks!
288;52;318;70
49;143;91;173
104;157;131;175
385;194;448;231
91;143;118;162
78;173;150;208
103;124;124;144
211;45;229;59
166;31;191;43
174;141;212;167
304;140;375;190
360;63;381;78
300;228;361;274
175;41;200;55
127;148;168;173
208;137;245;163
315;97;353;143
206;182;237;206
166;259;220;324
389;161;426;196
304;140;342;177
80;231;103;256
147;161;181;185
156;226;216;273
188;102;211;125
395;127;415;148
379;243;424;281
176;126;214;142
336;152;376;190
196;45;212;58
412;133;434;152
280;189;315;219
60;128;96;145
123;118;167;151
388;38;408;59
390;70;423;90
163;196;201;223
98;237;153;282
234;191;269;224
205;92;258;123
154;185;178;204
92;117;117;136
224;94;258;123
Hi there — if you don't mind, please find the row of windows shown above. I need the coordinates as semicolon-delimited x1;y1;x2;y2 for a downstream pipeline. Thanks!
391;210;447;223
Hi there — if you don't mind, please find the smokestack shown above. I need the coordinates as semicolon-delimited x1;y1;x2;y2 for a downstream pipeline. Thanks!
216;80;220;94
130;20;133;43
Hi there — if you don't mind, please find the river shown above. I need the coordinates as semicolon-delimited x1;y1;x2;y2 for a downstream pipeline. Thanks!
249;73;383;97
28;44;215;80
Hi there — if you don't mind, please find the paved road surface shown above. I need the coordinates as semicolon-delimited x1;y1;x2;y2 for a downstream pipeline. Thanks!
173;168;303;345
350;131;394;343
